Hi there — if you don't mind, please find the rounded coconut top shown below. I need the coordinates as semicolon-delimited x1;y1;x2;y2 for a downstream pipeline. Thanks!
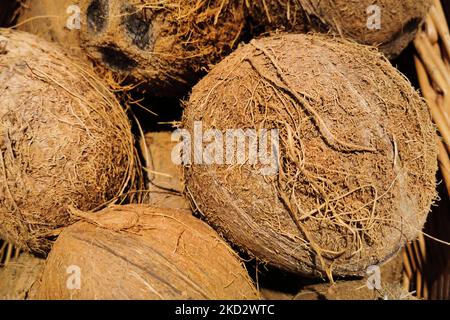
299;0;432;58
33;205;259;300
0;29;139;254
183;33;437;277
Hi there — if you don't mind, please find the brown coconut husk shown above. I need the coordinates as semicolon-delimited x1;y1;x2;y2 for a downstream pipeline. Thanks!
0;29;142;254
16;0;84;58
0;253;44;300
261;251;405;300
294;281;417;300
299;0;433;58
247;0;307;34
78;0;246;96
141;132;190;210
183;33;438;278
33;204;259;300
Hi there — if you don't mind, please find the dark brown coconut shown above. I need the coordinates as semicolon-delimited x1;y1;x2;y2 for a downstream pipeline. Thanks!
78;0;246;96
183;33;438;278
0;253;44;300
17;0;84;58
300;0;432;58
247;0;308;34
0;29;140;254
33;205;259;300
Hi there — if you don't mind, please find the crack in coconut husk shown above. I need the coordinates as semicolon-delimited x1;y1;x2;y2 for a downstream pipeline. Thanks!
0;30;143;255
182;33;438;278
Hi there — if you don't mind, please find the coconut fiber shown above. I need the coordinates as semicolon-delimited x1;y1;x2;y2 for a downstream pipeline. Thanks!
0;29;140;254
183;33;438;278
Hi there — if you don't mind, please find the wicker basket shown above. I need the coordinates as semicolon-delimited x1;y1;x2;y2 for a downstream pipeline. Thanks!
403;0;450;300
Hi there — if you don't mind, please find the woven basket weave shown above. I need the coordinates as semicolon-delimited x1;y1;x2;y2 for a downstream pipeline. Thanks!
403;0;450;300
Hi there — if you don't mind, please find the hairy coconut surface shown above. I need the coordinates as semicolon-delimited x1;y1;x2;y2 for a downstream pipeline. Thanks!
0;253;44;300
33;205;259;300
0;29;140;254
247;0;307;34
299;0;432;58
183;33;437;278
17;0;84;58
142;132;190;210
0;0;23;28
78;0;246;96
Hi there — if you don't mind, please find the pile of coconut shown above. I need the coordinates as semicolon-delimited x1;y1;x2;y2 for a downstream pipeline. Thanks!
0;0;442;301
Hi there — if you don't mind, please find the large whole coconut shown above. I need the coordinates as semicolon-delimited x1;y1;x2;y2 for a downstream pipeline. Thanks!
33;205;259;300
17;0;84;58
78;0;246;96
0;29;140;254
249;0;432;58
182;33;437;278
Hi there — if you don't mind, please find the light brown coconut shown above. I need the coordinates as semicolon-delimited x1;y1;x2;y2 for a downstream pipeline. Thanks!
17;0;84;58
183;33;438;278
249;0;432;58
141;132;190;210
0;29;141;254
0;253;44;300
300;0;432;58
78;0;246;96
33;205;259;300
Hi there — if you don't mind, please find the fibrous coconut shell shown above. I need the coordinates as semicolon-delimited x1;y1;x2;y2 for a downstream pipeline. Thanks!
248;0;432;58
78;0;247;96
299;0;432;58
183;33;438;278
0;29;141;254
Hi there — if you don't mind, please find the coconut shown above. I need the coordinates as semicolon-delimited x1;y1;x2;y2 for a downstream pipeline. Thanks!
0;253;44;300
302;0;433;58
17;0;84;58
0;29;140;254
142;132;190;210
78;0;246;96
33;204;259;300
182;33;438;278
249;0;432;58
261;251;405;300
